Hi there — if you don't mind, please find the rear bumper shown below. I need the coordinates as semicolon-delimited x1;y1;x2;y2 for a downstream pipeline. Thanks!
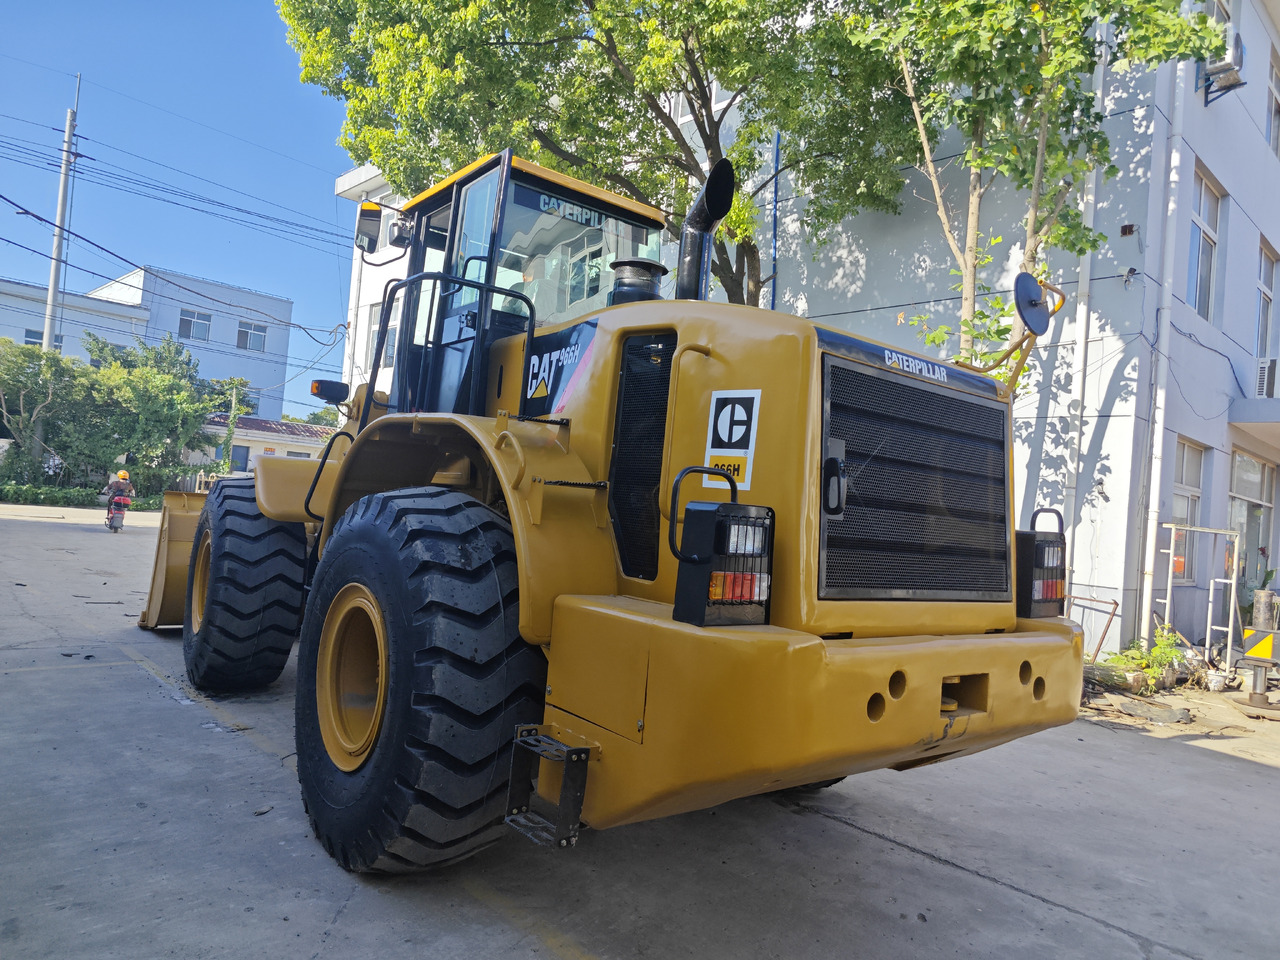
543;596;1083;830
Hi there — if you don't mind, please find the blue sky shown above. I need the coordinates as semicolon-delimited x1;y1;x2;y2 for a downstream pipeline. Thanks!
1;2;358;417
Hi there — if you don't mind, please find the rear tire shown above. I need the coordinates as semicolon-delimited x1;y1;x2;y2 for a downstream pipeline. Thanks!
295;487;546;873
183;477;307;691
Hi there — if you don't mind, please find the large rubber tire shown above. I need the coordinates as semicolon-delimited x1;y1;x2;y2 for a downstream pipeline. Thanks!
295;487;546;873
183;477;308;691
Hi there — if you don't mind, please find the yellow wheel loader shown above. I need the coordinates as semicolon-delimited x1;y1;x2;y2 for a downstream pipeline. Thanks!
140;151;1082;872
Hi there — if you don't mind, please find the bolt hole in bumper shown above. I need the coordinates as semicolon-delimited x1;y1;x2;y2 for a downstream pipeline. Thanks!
542;596;1082;831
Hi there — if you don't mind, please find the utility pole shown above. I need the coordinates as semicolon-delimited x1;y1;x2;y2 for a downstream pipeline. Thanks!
42;75;81;353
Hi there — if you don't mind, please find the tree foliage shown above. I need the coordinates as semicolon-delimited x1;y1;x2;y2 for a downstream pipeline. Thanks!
284;406;340;426
0;335;253;494
278;0;920;305
844;0;1222;353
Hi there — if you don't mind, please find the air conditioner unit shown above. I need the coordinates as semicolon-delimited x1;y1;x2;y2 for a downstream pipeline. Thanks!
1257;357;1276;398
1205;32;1246;90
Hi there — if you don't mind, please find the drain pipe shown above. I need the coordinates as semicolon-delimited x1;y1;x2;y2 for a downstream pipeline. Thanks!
1062;29;1108;594
1138;55;1191;648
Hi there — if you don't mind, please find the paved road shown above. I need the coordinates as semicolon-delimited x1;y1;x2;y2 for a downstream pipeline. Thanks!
1;502;1277;960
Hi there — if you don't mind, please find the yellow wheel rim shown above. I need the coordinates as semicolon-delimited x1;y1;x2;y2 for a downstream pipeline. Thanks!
316;583;390;772
191;529;212;633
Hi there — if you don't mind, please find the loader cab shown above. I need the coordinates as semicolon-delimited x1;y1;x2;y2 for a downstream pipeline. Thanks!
373;152;665;418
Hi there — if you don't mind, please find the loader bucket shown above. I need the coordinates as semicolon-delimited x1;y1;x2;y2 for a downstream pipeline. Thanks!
137;491;206;630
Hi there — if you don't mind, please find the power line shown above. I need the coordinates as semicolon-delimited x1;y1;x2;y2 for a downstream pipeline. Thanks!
80;134;351;234
0;195;343;343
0;236;344;358
0;296;344;376
0;146;351;258
0;53;345;177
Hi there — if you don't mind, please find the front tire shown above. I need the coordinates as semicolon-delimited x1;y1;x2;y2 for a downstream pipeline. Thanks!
295;487;546;873
183;477;307;691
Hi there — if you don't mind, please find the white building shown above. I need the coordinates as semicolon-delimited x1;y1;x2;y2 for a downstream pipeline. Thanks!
334;165;406;399
332;1;1280;654
0;276;149;361
0;266;293;421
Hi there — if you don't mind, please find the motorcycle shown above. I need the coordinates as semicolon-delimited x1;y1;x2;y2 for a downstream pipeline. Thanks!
105;495;131;533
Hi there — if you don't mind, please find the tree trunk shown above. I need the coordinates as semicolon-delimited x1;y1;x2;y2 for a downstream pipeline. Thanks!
710;236;762;306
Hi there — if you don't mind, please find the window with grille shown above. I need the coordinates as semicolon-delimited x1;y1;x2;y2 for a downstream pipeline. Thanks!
179;309;211;341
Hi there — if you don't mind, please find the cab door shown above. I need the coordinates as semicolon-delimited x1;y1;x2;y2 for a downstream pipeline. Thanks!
425;165;503;414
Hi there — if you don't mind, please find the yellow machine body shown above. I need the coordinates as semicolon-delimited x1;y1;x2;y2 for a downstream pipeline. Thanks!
146;153;1082;841
256;300;1082;830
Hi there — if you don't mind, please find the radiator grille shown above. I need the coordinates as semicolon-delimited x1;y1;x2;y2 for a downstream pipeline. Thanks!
821;357;1010;600
608;333;677;580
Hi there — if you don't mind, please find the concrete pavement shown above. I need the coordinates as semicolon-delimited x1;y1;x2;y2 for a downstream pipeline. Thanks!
1;502;1278;959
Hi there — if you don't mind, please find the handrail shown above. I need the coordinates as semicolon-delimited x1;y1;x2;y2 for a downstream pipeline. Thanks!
657;342;713;521
360;271;534;432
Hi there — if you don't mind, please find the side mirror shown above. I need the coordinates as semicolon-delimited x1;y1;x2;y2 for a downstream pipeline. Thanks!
355;201;381;254
311;379;350;404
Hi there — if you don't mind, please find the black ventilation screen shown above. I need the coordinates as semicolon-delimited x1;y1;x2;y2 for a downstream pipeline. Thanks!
608;332;677;580
821;356;1010;600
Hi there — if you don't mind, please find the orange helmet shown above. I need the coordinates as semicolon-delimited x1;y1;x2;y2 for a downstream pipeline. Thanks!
117;470;129;480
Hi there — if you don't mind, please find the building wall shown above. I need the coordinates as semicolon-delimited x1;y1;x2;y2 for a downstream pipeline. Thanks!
81;267;293;420
0;277;149;361
139;269;292;420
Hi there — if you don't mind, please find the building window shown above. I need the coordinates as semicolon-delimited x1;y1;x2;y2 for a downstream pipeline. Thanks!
1230;451;1275;589
243;388;262;416
1268;57;1280;159
179;309;211;341
230;444;250;473
1188;170;1222;323
1259;246;1276;357
286;451;311;458
237;321;267;352
1172;439;1204;582
1208;0;1230;26
364;302;398;371
23;329;62;351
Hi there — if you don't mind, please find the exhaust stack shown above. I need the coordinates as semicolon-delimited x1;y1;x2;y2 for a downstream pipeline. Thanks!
674;158;735;301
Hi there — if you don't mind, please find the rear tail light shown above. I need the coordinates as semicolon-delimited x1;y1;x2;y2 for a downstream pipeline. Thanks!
669;467;775;627
1017;508;1066;618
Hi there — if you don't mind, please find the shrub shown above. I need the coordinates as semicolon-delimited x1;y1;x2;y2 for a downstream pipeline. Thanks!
0;483;101;507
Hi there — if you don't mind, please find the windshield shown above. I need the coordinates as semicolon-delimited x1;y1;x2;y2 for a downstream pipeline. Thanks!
495;178;662;327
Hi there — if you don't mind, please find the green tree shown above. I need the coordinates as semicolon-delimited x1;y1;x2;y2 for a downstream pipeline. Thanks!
279;0;919;306
845;0;1221;353
0;339;89;483
80;335;251;493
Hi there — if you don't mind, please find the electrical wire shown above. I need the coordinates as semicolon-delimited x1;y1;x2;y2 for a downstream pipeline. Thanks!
0;237;346;362
0;147;350;258
0;296;345;376
0;53;343;177
0;200;342;343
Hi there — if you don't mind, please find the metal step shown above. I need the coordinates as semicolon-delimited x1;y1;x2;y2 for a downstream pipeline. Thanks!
504;725;590;849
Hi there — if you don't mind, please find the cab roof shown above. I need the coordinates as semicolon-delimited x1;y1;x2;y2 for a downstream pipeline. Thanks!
401;155;666;229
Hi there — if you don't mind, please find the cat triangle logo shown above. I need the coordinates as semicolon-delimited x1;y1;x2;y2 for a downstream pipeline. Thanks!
530;378;549;399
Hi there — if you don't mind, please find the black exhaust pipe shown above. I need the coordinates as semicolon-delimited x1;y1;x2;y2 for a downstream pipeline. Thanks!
674;158;735;301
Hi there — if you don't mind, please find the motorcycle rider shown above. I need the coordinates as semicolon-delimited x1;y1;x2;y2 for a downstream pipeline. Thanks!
102;470;135;520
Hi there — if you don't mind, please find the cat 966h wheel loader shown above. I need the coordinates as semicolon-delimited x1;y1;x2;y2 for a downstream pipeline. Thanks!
140;151;1081;872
